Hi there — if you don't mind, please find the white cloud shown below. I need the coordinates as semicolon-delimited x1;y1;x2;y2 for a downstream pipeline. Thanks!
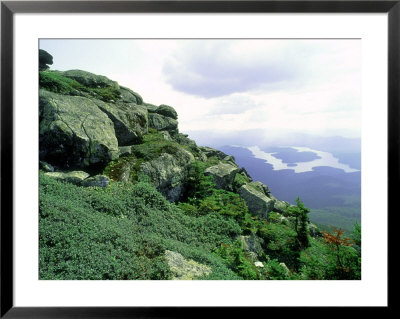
40;39;361;138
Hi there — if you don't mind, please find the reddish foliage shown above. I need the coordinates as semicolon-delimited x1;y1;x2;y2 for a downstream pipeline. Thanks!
322;228;354;249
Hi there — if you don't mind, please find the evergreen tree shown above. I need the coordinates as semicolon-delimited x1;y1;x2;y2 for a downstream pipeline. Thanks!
287;197;310;249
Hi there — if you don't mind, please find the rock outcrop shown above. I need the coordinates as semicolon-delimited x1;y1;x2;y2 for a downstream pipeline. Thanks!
60;69;120;90
39;160;54;172
146;104;179;133
44;171;109;187
39;49;53;71
148;113;178;133
119;86;143;104
39;90;119;168
44;171;90;184
140;147;195;201
80;175;110;187
238;183;275;219
239;234;264;255
204;162;239;191
39;60;288;217
155;104;178;119
165;250;212;280
93;100;148;146
199;146;230;160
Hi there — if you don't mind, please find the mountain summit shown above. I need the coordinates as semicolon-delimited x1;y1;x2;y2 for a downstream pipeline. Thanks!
39;50;361;280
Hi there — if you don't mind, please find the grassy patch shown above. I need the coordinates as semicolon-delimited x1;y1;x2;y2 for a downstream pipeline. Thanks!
39;71;121;102
130;129;199;160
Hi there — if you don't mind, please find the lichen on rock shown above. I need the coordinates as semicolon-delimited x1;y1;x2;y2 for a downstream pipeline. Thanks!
119;86;143;104
140;147;195;201
164;250;212;280
148;113;178;133
93;100;148;146
155;104;178;119
39;90;119;168
204;162;239;191
238;183;275;219
44;170;90;184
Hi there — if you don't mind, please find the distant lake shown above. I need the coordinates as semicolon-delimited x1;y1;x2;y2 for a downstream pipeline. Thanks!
247;146;359;173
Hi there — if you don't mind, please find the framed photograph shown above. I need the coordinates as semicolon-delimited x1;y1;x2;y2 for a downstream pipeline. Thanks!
1;0;395;317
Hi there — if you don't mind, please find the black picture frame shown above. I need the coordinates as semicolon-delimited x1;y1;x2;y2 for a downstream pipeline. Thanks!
1;0;396;317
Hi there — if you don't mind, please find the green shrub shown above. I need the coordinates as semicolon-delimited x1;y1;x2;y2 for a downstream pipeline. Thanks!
215;240;260;280
102;155;143;183
299;234;361;280
286;197;311;249
267;212;285;224
177;202;199;216
39;171;243;280
257;222;300;269
183;160;216;201
130;130;187;161
39;174;172;280
260;258;290;280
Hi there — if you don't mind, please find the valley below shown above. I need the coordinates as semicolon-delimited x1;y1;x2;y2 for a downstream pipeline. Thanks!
216;144;361;232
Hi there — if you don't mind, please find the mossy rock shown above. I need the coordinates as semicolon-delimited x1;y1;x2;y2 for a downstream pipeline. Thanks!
39;90;119;168
199;146;229;160
232;172;250;192
39;160;54;172
60;70;119;89
140;147;195;202
165;250;212;280
80;175;109;187
143;102;158;112
268;194;289;214
239;234;264;255
249;181;271;196
156;104;178;119
223;155;236;164
118;146;133;157
44;170;89;184
148;113;178;133
172;133;204;160
119;86;143;105
238;167;253;182
39;71;121;102
93;100;148;146
238;183;275;219
204;162;239;191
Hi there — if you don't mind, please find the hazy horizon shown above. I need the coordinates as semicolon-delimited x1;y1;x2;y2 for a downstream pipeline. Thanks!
40;39;361;140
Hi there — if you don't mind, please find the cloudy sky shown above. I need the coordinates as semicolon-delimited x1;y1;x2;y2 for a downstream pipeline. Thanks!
40;39;361;141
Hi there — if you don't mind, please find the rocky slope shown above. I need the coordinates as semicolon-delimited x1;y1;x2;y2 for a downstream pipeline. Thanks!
39;50;352;281
39;65;288;216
